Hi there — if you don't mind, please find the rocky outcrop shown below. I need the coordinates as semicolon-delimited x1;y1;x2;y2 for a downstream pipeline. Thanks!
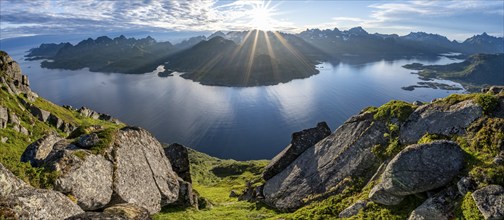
0;51;31;95
20;126;180;214
408;186;460;220
263;112;387;210
176;179;199;209
21;133;63;167
76;133;100;149
399;100;482;144
0;106;7;129
164;143;192;183
457;177;477;196
472;185;504;220
339;200;367;218
29;105;51;122
111;127;179;213
481;86;504;94
263;122;331;181
369;141;464;205
0;162;84;219
67;203;151;220
78;106;120;124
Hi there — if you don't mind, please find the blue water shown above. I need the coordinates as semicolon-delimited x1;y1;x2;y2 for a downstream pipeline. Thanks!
1;36;465;160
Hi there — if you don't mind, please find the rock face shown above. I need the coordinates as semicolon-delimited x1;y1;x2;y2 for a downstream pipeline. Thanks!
111;127;179;214
472;185;504;220
369;141;464;205
400;100;482;144
263;122;331;181
20;134;63;167
53;152;114;211
263;112;387;210
20;126;180;214
408;186;460;220
164;143;192;183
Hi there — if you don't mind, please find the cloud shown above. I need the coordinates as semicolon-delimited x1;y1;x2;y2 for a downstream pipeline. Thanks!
0;0;297;39
0;0;502;40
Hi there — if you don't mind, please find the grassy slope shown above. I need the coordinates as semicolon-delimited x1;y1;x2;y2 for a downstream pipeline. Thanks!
0;75;122;188
154;148;280;220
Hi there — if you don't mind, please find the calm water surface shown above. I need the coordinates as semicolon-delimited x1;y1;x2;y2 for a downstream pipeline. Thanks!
4;45;464;160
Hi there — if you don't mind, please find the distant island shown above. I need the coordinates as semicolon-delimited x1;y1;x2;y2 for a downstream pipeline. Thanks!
26;27;504;87
403;53;504;92
26;35;176;74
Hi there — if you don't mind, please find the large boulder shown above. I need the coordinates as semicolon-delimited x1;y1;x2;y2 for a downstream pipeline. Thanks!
408;186;460;220
0;163;29;197
369;141;464;205
52;151;113;211
21;133;63;167
263;112;387;211
30;105;51;122
176;179;199;209
0;163;84;219
164;143;192;183
472;185;504;220
111;127;179;214
1;188;84;219
400;100;482;144
262;122;331;181
21;127;181;214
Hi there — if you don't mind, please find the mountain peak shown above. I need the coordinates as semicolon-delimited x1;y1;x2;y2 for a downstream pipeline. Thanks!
347;26;368;35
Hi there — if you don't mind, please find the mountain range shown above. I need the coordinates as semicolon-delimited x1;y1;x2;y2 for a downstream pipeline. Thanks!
26;27;504;86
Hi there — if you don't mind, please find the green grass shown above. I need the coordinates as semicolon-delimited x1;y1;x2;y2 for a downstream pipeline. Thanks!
154;148;277;220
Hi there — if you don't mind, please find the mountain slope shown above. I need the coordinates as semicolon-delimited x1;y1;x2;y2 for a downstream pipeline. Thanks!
26;35;177;74
166;31;320;87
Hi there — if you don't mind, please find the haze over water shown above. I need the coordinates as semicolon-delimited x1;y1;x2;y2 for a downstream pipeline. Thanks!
3;44;464;160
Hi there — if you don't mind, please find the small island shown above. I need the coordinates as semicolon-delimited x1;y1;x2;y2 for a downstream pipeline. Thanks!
403;53;504;92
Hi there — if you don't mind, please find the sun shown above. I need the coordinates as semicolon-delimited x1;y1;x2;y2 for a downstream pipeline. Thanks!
248;1;276;31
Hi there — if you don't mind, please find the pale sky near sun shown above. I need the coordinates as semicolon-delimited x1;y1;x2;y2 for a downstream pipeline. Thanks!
0;0;503;41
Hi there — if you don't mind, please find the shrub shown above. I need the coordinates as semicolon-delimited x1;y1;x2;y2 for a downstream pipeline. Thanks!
475;93;498;115
373;101;415;122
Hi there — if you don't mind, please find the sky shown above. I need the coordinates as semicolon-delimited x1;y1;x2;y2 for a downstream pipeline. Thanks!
0;0;503;41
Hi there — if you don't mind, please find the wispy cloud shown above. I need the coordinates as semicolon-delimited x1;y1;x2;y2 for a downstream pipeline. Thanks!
0;0;296;39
